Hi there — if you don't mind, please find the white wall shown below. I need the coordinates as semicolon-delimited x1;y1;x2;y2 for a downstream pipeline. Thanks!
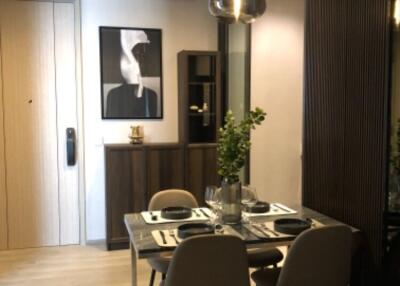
81;0;217;240
250;0;305;206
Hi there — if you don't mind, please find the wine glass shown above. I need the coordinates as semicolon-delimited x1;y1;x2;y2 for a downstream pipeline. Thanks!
205;185;221;224
241;185;258;224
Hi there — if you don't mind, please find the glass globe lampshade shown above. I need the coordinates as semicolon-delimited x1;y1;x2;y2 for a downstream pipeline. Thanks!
395;0;400;27
209;0;266;24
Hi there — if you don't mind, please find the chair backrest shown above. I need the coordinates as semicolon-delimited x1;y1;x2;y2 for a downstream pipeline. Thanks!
277;225;352;286
148;189;198;211
163;234;251;286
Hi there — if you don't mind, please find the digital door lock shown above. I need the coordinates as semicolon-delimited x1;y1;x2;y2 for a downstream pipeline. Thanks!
66;128;76;166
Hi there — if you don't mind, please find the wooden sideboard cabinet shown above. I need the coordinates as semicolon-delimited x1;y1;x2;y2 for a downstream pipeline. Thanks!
186;143;220;205
146;144;186;199
105;143;184;250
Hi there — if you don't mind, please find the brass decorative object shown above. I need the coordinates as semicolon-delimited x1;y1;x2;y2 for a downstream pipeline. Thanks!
129;125;144;144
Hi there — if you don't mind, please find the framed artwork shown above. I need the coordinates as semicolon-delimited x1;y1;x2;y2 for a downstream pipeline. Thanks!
99;26;163;119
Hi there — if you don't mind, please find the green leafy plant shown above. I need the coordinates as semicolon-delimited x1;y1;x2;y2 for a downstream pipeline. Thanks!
390;118;400;176
217;107;266;183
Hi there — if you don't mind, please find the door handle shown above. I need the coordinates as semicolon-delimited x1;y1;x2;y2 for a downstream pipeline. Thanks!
66;128;76;166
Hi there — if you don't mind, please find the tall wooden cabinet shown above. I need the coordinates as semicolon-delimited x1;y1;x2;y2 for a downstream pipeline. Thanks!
178;50;222;203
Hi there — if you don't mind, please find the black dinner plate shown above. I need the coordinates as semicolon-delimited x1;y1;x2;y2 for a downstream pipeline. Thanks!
274;218;311;235
177;223;215;239
161;206;192;220
245;201;270;213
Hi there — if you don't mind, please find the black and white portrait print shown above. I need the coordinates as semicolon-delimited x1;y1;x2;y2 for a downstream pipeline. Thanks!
100;27;163;119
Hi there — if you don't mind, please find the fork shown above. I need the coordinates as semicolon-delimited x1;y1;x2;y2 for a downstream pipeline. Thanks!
192;209;201;217
169;230;179;245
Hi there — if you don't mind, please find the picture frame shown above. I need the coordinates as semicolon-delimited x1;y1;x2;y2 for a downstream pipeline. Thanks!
99;26;163;119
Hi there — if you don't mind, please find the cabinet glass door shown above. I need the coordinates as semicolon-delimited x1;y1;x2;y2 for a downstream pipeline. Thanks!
187;55;217;143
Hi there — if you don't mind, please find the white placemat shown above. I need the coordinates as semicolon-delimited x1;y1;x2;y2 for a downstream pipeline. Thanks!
151;226;243;247
259;218;325;238
242;203;297;218
141;207;213;225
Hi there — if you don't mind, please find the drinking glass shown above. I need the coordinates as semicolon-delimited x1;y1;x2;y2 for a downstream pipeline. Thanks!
241;185;258;224
205;185;221;224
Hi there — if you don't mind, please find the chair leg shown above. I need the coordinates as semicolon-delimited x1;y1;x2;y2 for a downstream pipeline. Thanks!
149;269;156;286
162;273;166;280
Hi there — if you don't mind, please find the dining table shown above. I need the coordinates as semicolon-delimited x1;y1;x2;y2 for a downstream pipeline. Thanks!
124;205;359;286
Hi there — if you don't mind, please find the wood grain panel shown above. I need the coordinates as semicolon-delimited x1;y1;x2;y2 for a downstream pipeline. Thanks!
146;145;185;200
0;21;7;250
186;144;219;205
105;147;146;250
54;2;79;246
303;0;390;282
0;1;60;248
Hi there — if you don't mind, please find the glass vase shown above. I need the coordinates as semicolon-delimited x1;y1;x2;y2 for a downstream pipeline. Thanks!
220;179;242;224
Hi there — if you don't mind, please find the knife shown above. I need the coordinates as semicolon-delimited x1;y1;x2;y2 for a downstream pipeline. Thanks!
261;224;280;237
199;208;210;218
159;230;167;244
273;203;292;213
252;225;271;238
241;225;256;239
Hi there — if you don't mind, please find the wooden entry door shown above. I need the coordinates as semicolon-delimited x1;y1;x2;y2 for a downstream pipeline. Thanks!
0;0;80;248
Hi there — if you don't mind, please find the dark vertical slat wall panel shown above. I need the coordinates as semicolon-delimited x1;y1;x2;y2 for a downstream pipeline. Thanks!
303;0;389;276
303;0;347;218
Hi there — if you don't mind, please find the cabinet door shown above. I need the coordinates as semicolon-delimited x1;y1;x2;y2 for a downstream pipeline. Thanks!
178;52;222;145
106;148;145;250
186;144;220;205
146;146;185;201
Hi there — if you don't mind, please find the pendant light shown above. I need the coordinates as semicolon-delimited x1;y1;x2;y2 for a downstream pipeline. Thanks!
209;0;267;24
395;0;400;27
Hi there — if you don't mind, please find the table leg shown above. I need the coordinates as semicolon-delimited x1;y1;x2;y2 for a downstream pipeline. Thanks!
130;242;137;286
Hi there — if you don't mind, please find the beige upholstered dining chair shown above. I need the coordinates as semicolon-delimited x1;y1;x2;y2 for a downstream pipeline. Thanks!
148;189;198;211
162;234;251;286
251;225;352;286
147;189;198;286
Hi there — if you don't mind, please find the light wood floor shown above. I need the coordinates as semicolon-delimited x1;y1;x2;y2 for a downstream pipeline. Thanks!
0;245;154;286
0;244;276;285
